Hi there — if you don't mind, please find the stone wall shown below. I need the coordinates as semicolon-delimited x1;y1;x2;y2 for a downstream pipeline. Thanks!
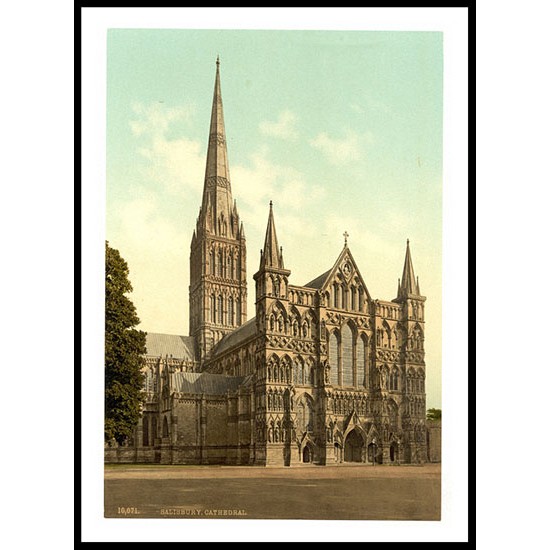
426;420;441;462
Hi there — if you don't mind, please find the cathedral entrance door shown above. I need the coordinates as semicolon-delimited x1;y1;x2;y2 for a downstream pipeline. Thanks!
302;444;312;463
344;430;364;463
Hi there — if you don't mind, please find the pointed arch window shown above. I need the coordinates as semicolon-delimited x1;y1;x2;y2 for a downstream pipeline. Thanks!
142;416;149;447
329;332;339;386
210;294;216;323
333;283;339;308
228;255;233;280
308;362;315;385
151;418;157;444
360;335;369;388
210;250;215;275
228;297;234;326
297;357;304;384
306;399;313;432
342;323;354;387
389;368;399;391
218;295;224;324
217;251;223;277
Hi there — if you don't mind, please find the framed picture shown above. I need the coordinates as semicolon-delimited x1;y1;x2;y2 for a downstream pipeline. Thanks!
81;7;469;543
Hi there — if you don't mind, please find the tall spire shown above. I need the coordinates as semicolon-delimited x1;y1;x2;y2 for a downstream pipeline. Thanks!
200;57;235;235
397;239;419;299
190;59;247;360
260;201;284;269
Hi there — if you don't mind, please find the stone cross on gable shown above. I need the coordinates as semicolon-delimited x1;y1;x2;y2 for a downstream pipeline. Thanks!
343;231;349;245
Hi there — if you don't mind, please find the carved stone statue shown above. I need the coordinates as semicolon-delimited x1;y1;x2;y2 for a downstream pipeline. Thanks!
380;368;387;390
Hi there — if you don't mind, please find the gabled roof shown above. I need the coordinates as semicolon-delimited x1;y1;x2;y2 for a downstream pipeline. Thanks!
304;269;331;289
145;333;195;361
213;317;257;356
303;245;371;300
171;371;247;395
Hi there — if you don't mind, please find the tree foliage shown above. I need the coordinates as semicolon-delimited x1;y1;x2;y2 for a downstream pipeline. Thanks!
105;241;147;444
426;408;442;421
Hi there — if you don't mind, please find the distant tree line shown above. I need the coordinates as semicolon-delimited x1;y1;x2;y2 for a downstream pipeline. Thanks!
426;408;442;421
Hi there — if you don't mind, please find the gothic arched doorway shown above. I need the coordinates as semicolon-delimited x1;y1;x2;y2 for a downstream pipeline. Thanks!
390;443;397;462
303;444;312;463
344;430;364;462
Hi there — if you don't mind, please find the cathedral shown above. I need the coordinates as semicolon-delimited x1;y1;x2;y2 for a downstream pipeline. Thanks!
106;59;431;466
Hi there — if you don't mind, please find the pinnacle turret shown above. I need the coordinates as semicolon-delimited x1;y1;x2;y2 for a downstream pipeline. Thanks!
259;201;284;270
396;239;420;300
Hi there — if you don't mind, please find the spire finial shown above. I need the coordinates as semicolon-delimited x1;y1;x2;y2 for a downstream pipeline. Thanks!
343;231;349;245
407;238;410;245
216;55;220;67
269;200;273;209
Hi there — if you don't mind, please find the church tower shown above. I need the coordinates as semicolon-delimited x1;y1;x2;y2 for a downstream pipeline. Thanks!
189;58;247;361
393;239;427;462
253;202;292;466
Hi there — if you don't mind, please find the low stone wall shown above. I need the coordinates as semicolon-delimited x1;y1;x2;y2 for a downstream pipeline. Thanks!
104;447;157;464
104;444;256;465
426;420;441;462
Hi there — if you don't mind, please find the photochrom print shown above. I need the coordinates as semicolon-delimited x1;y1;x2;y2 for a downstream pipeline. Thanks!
104;29;443;521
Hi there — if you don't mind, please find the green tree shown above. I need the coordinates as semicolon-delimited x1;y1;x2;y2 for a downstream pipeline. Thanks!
105;241;147;444
426;408;442;421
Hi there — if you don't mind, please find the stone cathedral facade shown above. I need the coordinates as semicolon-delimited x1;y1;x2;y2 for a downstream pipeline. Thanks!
106;60;430;466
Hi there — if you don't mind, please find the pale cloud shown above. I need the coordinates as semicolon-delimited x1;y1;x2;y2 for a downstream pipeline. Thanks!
310;131;373;165
259;110;299;140
130;102;195;137
231;149;325;238
130;101;204;196
139;136;204;195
